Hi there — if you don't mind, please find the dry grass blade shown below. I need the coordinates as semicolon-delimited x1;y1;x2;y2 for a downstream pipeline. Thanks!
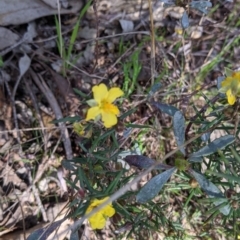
147;0;156;85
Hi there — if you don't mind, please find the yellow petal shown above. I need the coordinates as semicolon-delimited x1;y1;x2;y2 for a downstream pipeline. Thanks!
226;89;236;105
101;112;118;128
103;205;115;217
86;106;101;121
221;77;232;87
101;102;120;115
106;87;124;103
92;84;108;104
86;197;110;213
89;212;106;229
91;197;109;208
232;71;240;79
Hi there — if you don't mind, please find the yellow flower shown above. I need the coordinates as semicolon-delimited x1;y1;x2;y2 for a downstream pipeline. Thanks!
86;197;115;229
85;84;123;128
219;71;240;105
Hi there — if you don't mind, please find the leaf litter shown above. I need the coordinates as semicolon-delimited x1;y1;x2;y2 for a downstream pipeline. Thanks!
0;0;239;239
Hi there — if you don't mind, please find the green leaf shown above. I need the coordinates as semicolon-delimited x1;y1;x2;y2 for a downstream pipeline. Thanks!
201;132;211;142
188;156;203;163
189;1;212;14
230;146;240;164
62;159;76;171
106;171;123;194
207;170;240;185
26;219;65;240
124;155;169;170
67;0;92;62
224;67;234;77
126;123;151;129
120;108;136;120
189;135;235;158
173;111;185;155
86;99;98;107
73;88;88;98
148;82;162;97
181;11;189;29
189;169;231;215
152;102;179;117
136;167;176;203
77;168;96;193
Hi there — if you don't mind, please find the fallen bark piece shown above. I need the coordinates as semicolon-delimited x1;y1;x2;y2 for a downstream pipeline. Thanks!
0;0;83;26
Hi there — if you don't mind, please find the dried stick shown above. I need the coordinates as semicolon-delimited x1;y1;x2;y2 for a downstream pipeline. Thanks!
0;126;69;134
28;171;48;223
147;0;156;85
29;69;73;160
3;80;21;145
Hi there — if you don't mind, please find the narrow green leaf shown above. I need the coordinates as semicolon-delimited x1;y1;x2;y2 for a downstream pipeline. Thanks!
189;1;212;14
106;171;123;194
224;67;234;77
173;111;185;155
188;156;203;163
73;88;88;98
26;219;65;240
125;155;169;170
181;11;189;29
136;167;176;203
152;102;179;117
189;169;231;215
148;82;162;97
120;108;136;120
62;159;76;171
207;170;240;185
189;135;235;158
67;0;92;60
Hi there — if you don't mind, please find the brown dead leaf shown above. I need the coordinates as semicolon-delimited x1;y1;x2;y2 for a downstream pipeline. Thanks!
0;162;27;192
0;27;19;51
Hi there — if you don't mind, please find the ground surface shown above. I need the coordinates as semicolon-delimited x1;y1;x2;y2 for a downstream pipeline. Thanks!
0;0;240;239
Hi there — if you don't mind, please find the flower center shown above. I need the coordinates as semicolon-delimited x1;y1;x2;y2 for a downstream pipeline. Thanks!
100;99;119;115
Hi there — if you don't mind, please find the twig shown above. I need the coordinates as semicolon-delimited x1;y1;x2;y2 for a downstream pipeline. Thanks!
33;31;150;45
0;126;69;134
0;35;25;57
28;170;48;222
65;60;106;79
29;69;73;160
3;80;21;145
15;195;26;240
